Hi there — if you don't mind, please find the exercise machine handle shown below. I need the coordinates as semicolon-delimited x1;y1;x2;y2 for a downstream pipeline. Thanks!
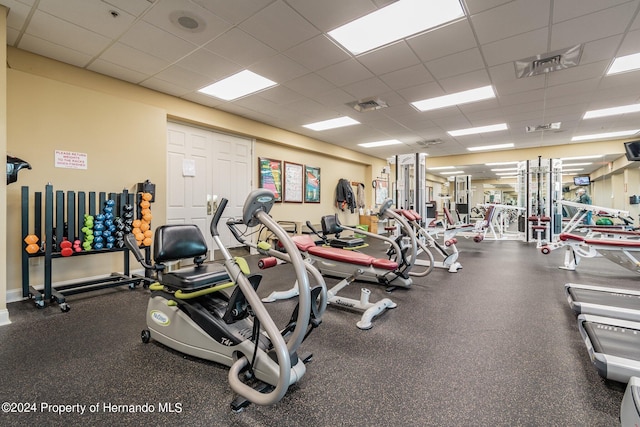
210;198;228;237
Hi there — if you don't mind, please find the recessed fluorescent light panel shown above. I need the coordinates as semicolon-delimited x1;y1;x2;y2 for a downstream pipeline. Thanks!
198;70;277;101
303;117;360;131
607;52;640;75
441;171;465;175
358;139;403;148
411;86;495;112
467;143;514;152
448;123;508;137
495;172;518;176
490;167;518;172
427;166;456;170
583;103;640;119
327;0;465;55
571;129;640;142
485;161;519;166
560;155;603;160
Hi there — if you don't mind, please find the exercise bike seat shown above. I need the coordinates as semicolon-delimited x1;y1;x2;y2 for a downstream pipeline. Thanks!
154;224;230;291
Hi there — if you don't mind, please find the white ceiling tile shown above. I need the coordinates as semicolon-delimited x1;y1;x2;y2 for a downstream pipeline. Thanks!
203;28;277;67
311;87;354;108
408;20;477;62
140;77;192;97
580;34;624;64
284;35;351;71
239;1;320;51
250;54;310;83
87;59;147;84
24;11;111;57
426;48;485;79
99;42;169;75
152;64;214;91
553;0;632;23
192;0;276;25
546;60;609;87
617;28;640;56
7;27;19;45
39;0;136;38
119;20;197;62
471;0;550;45
357;41;421;75
341;77;390;100
255;85;304;105
100;0;152;16
19;34;92;67
285;0;377;31
491;68;545;96
437;69;492;93
177;48;242;81
482;27;548;67
379;64;434;91
317;58;375;87
281;73;336;97
396;81;444;103
181;92;224;108
4;0;32;31
141;0;232;46
464;0;514;16
551;2;639;50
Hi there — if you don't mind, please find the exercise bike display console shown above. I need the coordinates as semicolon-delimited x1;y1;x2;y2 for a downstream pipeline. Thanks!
125;189;323;411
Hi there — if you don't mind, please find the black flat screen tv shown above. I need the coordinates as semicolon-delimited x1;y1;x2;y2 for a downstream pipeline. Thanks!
624;140;640;161
573;176;590;186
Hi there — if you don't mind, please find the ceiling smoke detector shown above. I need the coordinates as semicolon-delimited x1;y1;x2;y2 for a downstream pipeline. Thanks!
170;11;206;33
347;97;388;112
514;45;583;78
525;122;562;133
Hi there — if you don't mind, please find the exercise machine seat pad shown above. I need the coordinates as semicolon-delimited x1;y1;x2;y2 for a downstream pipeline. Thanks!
154;224;207;263
584;238;640;248
292;235;398;270
161;263;230;291
591;228;640;236
559;233;585;242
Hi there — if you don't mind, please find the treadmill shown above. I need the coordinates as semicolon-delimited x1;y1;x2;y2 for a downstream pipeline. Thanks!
565;283;640;322
621;376;640;427
577;314;640;383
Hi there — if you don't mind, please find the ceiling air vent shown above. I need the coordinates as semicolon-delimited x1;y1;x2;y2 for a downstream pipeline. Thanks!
416;139;443;146
525;122;561;133
515;45;583;78
347;97;388;112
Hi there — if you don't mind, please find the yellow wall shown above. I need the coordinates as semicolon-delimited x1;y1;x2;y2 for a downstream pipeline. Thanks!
4;48;386;303
1;7;8;323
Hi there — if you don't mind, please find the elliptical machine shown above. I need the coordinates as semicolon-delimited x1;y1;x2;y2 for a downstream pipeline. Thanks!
125;189;323;411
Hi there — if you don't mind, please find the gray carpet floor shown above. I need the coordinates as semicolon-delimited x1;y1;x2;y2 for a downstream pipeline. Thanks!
0;235;633;426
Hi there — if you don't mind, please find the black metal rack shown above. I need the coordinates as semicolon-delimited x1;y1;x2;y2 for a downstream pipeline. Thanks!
20;184;151;312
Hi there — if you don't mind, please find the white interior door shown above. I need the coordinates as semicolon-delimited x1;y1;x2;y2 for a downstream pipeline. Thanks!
167;122;253;257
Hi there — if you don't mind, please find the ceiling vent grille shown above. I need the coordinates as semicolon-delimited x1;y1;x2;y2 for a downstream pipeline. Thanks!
416;139;443;146
525;122;561;133
515;45;583;78
347;97;388;112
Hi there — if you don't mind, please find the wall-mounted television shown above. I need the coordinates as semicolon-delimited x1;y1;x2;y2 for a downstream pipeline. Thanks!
624;140;640;161
573;176;591;186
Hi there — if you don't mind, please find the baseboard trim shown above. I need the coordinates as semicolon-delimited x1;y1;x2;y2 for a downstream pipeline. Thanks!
0;309;11;326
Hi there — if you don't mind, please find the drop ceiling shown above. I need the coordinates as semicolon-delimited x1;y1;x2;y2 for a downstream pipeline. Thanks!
4;0;640;180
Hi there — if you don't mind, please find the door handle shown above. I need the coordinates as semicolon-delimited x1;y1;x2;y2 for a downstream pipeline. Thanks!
207;195;218;215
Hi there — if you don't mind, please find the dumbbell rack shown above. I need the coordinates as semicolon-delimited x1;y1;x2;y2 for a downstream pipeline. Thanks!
20;184;151;312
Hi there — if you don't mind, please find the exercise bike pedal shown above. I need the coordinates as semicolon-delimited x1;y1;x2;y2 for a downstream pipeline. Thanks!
300;352;313;364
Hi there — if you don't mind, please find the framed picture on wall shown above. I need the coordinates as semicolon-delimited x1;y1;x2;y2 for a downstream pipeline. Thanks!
283;161;303;203
258;157;282;202
304;165;321;203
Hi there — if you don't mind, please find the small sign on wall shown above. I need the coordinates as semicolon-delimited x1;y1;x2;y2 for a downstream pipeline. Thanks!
55;150;88;170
